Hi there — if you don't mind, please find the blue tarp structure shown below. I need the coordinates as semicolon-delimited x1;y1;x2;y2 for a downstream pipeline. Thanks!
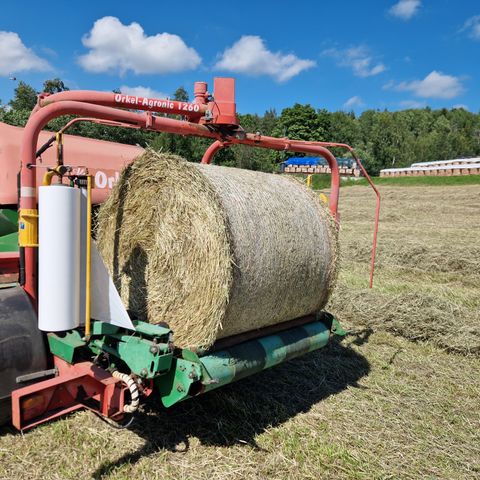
283;157;357;168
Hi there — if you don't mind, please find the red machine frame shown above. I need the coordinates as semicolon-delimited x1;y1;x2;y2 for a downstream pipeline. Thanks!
19;77;380;305
11;357;127;430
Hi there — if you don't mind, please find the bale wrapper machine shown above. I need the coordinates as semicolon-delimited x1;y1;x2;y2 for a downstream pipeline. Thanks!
0;78;380;430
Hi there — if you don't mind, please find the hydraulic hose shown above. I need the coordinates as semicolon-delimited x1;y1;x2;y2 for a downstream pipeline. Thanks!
112;371;140;413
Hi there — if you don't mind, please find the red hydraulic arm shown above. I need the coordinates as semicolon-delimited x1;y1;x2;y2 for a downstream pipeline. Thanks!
33;91;207;120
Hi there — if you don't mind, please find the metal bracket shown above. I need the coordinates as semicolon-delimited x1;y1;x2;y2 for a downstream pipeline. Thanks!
16;368;58;384
330;317;346;337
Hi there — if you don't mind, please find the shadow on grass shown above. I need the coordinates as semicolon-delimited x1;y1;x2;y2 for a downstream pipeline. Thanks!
93;335;370;479
346;327;374;347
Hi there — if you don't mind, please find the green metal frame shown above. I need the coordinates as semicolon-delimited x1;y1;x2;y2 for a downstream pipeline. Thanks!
48;320;173;377
0;209;18;253
47;314;344;409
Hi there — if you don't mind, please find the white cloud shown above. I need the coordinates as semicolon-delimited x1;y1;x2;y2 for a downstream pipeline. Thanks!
78;16;201;75
322;46;385;77
389;71;464;99
389;0;421;20
382;80;395;91
214;35;315;82
399;99;427;109
120;85;167;98
343;96;365;109
452;104;469;110
0;31;51;76
461;16;480;40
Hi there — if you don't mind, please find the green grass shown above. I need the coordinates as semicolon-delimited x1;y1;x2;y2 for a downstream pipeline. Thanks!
290;173;480;189
358;174;480;187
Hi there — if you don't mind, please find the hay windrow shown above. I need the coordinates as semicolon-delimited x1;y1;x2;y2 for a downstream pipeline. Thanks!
328;184;480;356
96;150;338;348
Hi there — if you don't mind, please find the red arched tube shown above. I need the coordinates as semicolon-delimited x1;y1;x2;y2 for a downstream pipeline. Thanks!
221;135;341;218
201;140;226;164
200;137;340;216
311;141;380;288
20;102;223;300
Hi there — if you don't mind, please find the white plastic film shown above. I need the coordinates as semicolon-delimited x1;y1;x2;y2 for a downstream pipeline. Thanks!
38;185;81;331
80;187;134;330
91;241;135;330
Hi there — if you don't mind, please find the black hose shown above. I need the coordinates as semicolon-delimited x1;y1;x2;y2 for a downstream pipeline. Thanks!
35;135;56;158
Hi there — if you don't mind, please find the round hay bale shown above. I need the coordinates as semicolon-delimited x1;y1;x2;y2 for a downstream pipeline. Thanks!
96;150;338;348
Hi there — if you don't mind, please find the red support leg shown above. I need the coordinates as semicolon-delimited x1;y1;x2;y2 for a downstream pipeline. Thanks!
11;357;126;430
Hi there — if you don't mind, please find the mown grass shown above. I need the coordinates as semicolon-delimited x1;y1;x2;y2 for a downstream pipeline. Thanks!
0;184;479;479
329;184;480;356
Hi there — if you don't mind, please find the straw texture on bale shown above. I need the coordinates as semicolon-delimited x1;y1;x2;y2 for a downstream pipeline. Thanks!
96;150;338;348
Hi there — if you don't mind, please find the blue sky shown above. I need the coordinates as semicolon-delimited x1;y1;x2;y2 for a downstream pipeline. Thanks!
0;0;478;115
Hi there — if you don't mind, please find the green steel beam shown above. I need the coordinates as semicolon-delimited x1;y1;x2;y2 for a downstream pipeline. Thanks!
198;321;331;394
48;320;174;379
155;319;337;406
0;209;17;237
48;330;86;363
0;232;18;253
90;334;172;378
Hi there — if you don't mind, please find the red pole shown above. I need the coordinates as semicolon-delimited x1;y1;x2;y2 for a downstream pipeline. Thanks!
310;141;380;288
349;150;380;288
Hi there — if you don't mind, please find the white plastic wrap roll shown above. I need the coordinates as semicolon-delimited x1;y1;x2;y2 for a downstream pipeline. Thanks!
38;185;81;331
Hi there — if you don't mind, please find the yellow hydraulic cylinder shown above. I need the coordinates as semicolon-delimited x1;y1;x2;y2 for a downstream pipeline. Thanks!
18;209;38;247
42;170;56;186
306;174;313;188
319;193;329;204
84;176;92;339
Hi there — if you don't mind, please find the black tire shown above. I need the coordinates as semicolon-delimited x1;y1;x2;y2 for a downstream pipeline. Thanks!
0;285;47;425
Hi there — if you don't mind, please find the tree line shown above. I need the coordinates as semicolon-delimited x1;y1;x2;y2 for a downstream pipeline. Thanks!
2;78;480;175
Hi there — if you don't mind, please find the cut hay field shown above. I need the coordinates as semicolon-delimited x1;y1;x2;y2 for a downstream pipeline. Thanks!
1;183;479;480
